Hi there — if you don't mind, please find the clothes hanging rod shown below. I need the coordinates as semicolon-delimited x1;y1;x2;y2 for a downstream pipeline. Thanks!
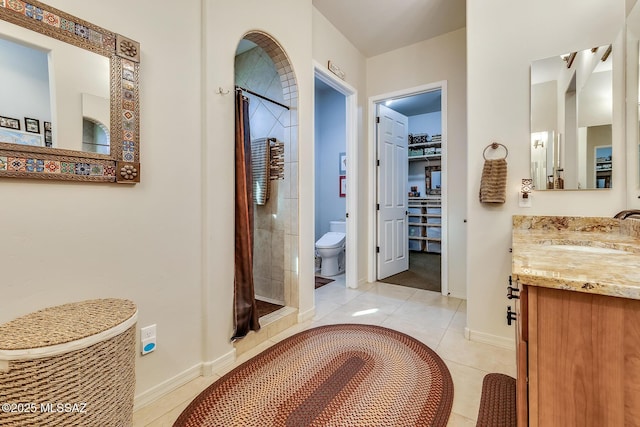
235;85;290;110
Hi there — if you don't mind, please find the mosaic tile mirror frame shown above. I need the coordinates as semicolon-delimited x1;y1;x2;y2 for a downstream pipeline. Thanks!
0;0;140;183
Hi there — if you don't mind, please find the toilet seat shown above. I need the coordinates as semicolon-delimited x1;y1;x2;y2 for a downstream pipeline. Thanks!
316;232;345;249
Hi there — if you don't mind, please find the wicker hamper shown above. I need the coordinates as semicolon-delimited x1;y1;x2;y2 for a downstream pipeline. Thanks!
0;299;137;427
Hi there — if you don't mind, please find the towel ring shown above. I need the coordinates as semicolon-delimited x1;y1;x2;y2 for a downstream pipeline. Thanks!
483;142;508;160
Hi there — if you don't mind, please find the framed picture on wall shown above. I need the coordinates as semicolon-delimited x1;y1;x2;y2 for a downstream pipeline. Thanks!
44;121;51;131
339;175;346;197
339;152;346;174
0;116;20;130
44;130;52;147
24;118;40;134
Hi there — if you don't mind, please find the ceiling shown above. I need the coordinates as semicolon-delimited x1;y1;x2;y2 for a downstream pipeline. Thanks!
316;78;441;116
312;0;466;58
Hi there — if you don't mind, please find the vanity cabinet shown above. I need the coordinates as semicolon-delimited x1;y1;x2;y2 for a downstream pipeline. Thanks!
514;281;640;426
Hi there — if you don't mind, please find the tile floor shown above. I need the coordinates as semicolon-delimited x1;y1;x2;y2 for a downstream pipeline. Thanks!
133;275;516;426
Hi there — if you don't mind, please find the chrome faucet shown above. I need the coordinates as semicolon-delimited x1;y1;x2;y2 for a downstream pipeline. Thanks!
613;210;640;219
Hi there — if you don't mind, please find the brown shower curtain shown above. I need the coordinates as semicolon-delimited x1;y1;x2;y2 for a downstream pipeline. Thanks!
232;89;260;340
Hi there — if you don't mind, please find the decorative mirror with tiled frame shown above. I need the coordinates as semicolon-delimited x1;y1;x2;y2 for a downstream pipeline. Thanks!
0;0;140;183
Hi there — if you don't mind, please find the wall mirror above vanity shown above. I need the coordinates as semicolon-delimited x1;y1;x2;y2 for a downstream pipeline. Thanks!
627;2;640;196
530;45;613;191
0;0;140;183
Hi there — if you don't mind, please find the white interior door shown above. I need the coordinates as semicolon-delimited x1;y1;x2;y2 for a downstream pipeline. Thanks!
377;104;409;279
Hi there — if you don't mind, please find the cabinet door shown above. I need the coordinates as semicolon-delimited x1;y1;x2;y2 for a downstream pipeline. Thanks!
529;287;627;426
515;283;528;427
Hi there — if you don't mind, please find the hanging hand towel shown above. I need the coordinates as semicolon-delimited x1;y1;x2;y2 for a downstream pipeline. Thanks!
251;138;270;205
479;158;508;204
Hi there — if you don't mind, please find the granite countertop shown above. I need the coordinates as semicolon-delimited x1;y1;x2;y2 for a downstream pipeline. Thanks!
512;215;640;299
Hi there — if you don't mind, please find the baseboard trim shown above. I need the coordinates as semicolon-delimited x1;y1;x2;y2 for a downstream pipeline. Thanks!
201;348;236;376
133;363;202;410
465;327;515;350
298;307;315;323
134;349;236;411
447;291;466;300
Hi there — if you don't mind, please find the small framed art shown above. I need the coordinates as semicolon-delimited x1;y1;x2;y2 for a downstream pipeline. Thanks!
339;152;346;175
44;130;53;147
44;121;51;131
24;118;40;134
0;116;20;130
339;175;346;197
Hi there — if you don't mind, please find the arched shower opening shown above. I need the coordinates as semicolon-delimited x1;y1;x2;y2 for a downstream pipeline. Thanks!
232;31;299;342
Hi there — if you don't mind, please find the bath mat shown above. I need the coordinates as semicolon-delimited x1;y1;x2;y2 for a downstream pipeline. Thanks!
173;324;454;426
476;373;517;427
255;300;284;318
315;276;334;289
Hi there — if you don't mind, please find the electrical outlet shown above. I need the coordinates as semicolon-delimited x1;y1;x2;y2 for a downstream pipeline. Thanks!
141;324;156;340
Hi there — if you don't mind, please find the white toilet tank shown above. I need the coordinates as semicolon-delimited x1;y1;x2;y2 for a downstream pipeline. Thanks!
329;220;346;233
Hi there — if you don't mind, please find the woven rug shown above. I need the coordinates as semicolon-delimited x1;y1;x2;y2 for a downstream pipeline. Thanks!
476;373;516;427
174;324;453;426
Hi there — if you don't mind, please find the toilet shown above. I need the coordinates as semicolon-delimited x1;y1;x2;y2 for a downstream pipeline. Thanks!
315;220;346;277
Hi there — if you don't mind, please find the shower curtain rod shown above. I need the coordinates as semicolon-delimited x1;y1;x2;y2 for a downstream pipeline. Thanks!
235;85;290;110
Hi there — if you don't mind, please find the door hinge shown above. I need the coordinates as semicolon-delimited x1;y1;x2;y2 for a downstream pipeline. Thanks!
377;159;380;166
376;246;380;253
345;212;349;218
376;203;380;210
376;116;380;124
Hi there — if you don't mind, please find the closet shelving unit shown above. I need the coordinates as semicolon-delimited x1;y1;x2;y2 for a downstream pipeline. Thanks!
408;133;442;253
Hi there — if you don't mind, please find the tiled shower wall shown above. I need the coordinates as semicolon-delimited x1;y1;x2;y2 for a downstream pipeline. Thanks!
235;39;298;307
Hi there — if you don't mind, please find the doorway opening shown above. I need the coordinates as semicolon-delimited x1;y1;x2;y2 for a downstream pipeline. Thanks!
370;82;448;295
313;62;358;290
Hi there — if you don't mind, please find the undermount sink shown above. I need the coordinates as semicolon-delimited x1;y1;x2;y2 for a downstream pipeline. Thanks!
546;244;629;255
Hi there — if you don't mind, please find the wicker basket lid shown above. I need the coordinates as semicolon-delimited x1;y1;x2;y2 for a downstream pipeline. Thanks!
0;298;137;351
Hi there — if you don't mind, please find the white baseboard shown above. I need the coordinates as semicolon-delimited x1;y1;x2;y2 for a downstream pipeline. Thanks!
133;349;236;411
201;348;236;376
133;363;202;410
447;291;466;300
465;327;515;350
298;307;315;323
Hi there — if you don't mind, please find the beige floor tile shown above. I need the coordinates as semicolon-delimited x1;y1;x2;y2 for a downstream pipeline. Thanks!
143;400;191;427
447;411;477;426
133;376;216;426
445;359;487;421
396;300;459;329
437;329;516;376
370;281;419;300
381;315;447;349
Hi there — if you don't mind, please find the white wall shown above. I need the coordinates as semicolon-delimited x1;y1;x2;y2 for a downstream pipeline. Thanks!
312;7;368;285
467;0;625;346
314;83;346;240
0;0;204;400
367;28;467;298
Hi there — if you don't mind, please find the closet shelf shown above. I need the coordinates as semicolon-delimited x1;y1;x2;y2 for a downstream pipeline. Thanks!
409;141;444;148
409;155;441;161
408;236;442;242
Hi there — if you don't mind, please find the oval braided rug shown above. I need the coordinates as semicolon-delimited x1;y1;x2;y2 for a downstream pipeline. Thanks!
174;324;453;426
